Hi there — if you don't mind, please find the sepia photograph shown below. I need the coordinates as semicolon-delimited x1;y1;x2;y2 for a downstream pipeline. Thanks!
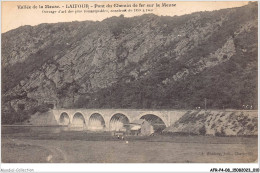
1;0;258;170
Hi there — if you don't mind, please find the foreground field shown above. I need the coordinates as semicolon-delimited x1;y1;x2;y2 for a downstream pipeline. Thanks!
1;126;258;163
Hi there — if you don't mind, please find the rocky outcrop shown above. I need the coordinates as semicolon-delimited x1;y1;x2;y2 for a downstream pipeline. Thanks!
24;111;58;126
164;110;258;136
1;3;258;124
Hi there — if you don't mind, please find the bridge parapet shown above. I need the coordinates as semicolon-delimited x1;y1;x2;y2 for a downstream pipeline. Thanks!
51;109;258;131
52;109;181;128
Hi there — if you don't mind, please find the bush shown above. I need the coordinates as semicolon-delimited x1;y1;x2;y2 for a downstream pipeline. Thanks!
2;108;31;124
2;111;17;124
199;125;207;135
215;127;226;136
33;104;50;113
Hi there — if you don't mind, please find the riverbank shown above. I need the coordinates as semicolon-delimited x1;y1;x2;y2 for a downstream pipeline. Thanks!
2;126;257;163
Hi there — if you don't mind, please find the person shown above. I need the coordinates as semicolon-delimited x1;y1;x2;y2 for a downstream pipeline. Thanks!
117;135;120;139
122;136;124;140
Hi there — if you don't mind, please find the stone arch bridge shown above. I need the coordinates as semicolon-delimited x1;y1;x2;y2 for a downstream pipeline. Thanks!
52;109;188;131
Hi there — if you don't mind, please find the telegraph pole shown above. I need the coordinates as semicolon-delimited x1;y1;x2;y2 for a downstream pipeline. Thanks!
71;60;75;107
204;98;207;110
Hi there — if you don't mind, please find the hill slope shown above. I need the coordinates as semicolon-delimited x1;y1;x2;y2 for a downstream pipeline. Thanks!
1;3;258;124
164;110;258;136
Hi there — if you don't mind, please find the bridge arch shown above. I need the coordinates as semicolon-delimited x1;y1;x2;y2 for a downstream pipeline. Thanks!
71;112;86;127
138;113;167;132
109;113;130;131
88;113;106;131
59;112;70;125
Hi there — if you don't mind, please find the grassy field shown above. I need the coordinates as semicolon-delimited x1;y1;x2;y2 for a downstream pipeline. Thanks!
1;126;258;163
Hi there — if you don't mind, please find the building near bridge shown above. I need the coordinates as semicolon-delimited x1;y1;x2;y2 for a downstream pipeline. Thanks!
125;119;154;136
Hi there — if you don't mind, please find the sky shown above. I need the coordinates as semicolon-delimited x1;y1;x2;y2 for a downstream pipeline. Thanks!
1;1;249;33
